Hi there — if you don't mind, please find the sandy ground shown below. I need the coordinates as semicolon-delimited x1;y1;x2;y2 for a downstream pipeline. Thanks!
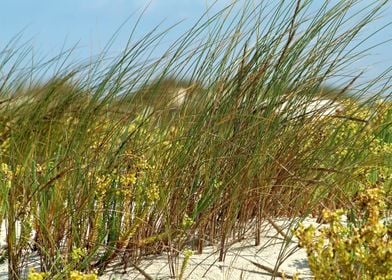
0;219;317;279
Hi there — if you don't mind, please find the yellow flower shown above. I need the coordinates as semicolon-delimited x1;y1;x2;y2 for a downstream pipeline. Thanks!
71;247;87;262
295;186;392;279
27;268;49;280
70;270;98;280
146;183;160;202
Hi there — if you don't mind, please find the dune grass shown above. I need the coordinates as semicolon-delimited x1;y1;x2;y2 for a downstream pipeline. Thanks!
0;0;391;279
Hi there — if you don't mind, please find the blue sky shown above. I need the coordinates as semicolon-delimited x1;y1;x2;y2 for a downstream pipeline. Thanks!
1;0;391;84
1;1;220;59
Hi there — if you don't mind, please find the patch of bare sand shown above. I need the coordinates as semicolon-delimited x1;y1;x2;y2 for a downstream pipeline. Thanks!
0;218;318;279
101;218;317;280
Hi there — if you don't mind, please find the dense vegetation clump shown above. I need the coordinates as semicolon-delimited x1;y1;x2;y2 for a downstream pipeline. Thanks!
296;186;392;279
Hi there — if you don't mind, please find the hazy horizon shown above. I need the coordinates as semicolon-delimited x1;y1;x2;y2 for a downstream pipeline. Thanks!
1;0;391;90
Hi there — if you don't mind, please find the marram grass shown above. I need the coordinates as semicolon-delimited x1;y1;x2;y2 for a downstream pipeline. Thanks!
0;0;391;279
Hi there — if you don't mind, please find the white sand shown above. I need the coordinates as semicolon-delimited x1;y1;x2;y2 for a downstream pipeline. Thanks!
0;219;317;279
